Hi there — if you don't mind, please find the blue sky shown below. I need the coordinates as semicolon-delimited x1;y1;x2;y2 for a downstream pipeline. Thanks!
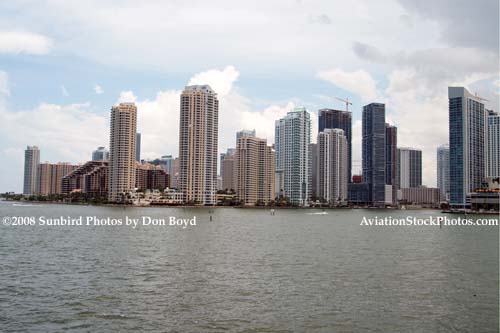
0;0;498;192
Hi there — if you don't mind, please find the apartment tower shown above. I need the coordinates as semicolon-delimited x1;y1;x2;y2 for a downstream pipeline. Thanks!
178;85;219;205
23;145;40;195
275;107;311;205
234;135;275;205
317;128;348;204
108;102;138;202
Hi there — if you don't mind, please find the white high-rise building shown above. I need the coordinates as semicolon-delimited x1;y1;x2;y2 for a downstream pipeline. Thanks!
316;128;348;204
23;145;40;195
398;148;422;189
108;103;137;202
275;107;311;205
448;87;487;207
178;85;219;205
487;111;499;179
437;144;450;200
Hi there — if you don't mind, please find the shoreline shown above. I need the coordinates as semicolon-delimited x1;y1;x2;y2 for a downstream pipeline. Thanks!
5;198;499;214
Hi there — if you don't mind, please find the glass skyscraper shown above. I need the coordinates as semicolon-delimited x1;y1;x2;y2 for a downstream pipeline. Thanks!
448;87;487;208
362;103;386;206
275;107;311;206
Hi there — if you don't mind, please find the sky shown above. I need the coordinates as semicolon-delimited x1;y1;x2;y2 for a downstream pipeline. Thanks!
0;0;498;192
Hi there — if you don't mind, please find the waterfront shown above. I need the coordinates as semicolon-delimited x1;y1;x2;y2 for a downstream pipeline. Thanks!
0;201;498;332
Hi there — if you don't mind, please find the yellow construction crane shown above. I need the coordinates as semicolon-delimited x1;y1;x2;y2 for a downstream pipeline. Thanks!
335;97;352;112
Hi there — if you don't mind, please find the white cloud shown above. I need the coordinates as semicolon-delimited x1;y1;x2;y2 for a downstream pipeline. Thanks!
116;66;295;162
116;90;137;104
94;84;103;94
316;68;380;102
188;66;239;97
0;31;52;55
0;71;9;96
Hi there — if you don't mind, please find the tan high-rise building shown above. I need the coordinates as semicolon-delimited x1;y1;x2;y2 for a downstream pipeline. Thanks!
235;136;275;205
108;102;137;202
178;85;218;205
221;150;236;191
37;162;78;195
317;128;348;204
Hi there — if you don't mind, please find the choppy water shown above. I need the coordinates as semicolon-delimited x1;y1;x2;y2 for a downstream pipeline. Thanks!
0;201;498;332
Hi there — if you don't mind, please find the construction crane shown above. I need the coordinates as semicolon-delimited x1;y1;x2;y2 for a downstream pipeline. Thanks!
335;97;352;112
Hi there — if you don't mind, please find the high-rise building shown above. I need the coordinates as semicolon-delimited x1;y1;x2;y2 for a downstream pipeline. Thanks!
62;161;109;198
221;149;236;191
92;146;109;161
316;128;348;204
275;107;311;205
437;144;450;201
318;109;352;182
136;133;141;162
398;148;422;188
385;124;398;204
37;162;77;195
234;135;275;205
309;143;318;199
108;103;138;202
170;157;180;189
449;87;487;207
487;110;499;179
135;163;169;191
362;103;386;206
23;145;40;195
178;85;219;205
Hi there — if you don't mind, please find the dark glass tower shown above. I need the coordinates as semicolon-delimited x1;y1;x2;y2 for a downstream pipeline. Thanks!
385;124;398;204
318;109;352;182
362;103;386;206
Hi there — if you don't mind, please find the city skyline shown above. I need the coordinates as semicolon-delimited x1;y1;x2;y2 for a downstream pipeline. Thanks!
0;1;498;193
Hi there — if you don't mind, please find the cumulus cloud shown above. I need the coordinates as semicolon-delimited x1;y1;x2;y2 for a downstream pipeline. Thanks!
94;84;103;94
397;0;499;51
0;72;107;191
0;71;9;96
0;31;53;55
187;66;239;97
129;66;294;160
316;68;380;102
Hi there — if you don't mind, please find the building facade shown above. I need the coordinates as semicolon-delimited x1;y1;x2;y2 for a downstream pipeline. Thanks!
399;187;440;206
234;135;275;205
23;145;40;195
178;85;219;205
275;107;311;205
135;163;169;191
221;149;236;192
37;162;77;195
108;103;138;202
316;129;348;204
136;133;141;162
437;144;450;201
398;148;422;188
448;87;487;207
487;111;499;179
385;124;398;204
92;146;109;161
362;103;386;206
318;109;352;182
62;161;109;197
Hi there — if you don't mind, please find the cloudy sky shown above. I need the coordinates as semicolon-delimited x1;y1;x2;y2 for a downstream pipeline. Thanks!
0;0;498;192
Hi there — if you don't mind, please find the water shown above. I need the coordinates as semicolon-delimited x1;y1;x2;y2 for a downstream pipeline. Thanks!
0;201;498;332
